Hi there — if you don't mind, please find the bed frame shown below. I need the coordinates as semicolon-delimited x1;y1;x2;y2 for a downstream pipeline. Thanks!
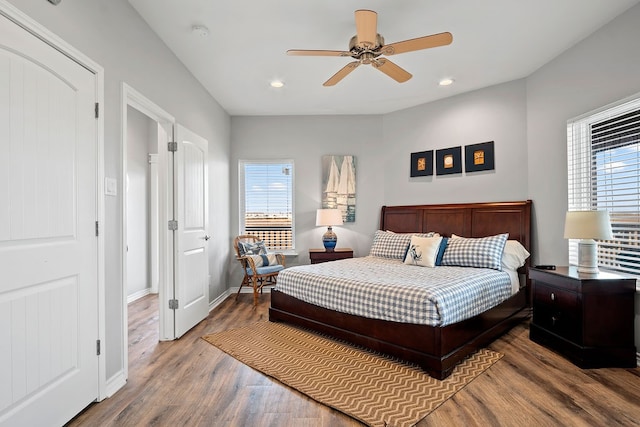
269;200;532;379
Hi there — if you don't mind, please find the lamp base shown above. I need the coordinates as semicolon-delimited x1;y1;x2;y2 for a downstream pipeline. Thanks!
577;239;599;274
322;226;337;252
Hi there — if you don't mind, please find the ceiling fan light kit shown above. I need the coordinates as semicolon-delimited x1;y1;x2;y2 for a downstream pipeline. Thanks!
287;9;452;86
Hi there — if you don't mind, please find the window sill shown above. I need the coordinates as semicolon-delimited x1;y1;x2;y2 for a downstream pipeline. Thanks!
275;250;298;257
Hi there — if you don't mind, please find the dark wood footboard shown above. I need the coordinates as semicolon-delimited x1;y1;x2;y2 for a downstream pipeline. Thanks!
270;289;529;379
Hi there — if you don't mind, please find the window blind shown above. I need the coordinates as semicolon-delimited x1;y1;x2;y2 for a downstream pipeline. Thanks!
567;98;640;276
239;160;294;250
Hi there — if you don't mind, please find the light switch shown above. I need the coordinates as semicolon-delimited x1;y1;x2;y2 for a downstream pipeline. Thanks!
105;177;118;196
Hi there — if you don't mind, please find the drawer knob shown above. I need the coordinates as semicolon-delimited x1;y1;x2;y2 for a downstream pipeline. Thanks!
551;316;558;326
550;292;556;301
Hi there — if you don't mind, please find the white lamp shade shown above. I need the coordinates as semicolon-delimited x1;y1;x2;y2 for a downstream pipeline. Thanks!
315;209;343;227
564;210;613;240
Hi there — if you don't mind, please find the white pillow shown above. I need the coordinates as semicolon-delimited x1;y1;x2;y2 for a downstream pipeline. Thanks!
451;234;529;270
404;236;443;268
501;240;530;270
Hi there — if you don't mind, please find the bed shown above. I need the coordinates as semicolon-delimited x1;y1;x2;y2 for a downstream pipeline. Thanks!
269;200;532;379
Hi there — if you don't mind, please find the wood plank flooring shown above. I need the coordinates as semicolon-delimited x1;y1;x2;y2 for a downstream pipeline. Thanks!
67;293;640;426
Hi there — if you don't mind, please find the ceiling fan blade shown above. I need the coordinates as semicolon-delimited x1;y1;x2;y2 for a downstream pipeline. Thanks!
381;32;453;55
372;58;412;83
287;49;351;57
323;61;360;86
354;9;377;47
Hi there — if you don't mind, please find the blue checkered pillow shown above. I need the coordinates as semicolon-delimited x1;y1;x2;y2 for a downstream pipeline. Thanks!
441;233;508;270
369;230;439;260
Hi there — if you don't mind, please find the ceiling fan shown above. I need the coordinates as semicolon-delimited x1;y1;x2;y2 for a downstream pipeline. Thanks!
287;9;453;86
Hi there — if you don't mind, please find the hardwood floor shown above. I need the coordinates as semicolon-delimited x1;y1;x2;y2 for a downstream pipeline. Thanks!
67;293;640;427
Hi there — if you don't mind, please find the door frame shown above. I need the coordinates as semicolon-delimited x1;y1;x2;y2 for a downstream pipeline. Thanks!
121;84;176;361
0;0;106;400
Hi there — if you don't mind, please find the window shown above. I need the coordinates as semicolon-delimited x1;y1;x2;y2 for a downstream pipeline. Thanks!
239;160;294;251
567;97;640;277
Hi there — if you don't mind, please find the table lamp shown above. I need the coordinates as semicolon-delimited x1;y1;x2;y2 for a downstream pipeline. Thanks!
315;209;343;252
564;210;613;274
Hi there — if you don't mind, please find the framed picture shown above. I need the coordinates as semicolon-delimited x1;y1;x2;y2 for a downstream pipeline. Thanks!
465;141;495;172
410;150;433;177
322;155;356;222
435;146;462;175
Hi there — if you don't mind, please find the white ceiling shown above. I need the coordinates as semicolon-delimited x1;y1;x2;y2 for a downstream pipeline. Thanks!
127;0;639;116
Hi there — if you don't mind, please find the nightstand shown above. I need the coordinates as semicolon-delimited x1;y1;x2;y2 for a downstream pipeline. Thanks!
309;248;353;264
529;266;636;368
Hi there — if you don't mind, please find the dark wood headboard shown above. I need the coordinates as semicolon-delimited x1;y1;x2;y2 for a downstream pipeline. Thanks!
380;200;531;249
380;200;533;279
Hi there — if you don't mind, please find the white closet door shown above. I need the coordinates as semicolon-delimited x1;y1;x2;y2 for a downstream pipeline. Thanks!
0;12;98;427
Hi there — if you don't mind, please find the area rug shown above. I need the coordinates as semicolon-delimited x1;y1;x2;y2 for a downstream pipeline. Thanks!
202;321;502;427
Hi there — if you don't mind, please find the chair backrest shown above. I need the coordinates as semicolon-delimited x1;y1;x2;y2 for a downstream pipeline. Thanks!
233;234;260;258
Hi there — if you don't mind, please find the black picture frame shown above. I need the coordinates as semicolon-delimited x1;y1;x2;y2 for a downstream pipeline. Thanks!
465;141;495;172
435;146;462;175
410;150;433;177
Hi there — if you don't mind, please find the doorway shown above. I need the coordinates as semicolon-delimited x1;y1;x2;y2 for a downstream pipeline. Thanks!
121;84;175;382
121;84;210;377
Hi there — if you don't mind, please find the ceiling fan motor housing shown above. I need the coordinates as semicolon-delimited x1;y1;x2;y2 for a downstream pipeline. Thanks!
349;34;385;55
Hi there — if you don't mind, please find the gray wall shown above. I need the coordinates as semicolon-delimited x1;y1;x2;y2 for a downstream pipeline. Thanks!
230;115;385;286
527;4;640;265
382;79;528;206
7;0;231;383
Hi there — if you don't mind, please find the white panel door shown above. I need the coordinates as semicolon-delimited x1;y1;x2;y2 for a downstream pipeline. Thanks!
0;13;98;427
173;125;209;338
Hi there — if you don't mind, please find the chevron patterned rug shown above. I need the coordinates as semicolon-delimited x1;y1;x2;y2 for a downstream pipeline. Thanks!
202;321;502;427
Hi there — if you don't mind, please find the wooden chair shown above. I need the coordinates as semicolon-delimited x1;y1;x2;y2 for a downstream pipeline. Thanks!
233;235;286;306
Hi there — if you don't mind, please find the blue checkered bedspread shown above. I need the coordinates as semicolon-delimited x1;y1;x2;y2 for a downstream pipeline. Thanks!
274;256;513;326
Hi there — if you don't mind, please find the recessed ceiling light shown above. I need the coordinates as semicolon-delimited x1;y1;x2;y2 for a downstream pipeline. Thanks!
191;25;209;37
270;80;285;88
439;78;454;86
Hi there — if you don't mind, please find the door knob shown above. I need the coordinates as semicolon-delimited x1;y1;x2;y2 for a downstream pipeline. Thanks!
203;235;211;241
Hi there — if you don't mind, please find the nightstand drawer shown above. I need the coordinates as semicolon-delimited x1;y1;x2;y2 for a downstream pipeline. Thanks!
532;302;581;342
532;283;578;311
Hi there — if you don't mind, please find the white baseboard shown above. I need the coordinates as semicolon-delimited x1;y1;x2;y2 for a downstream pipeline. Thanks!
127;288;152;304
208;289;232;312
229;286;273;294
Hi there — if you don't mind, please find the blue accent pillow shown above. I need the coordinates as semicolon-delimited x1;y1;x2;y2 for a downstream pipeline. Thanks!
435;237;448;266
441;233;508;270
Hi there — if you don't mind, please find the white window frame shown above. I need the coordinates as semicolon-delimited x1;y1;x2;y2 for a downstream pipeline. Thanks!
238;159;295;253
567;94;640;281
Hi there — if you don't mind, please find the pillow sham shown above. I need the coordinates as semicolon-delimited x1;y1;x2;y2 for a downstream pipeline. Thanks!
502;240;530;270
239;240;267;256
403;236;443;267
369;230;439;260
441;233;508;270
